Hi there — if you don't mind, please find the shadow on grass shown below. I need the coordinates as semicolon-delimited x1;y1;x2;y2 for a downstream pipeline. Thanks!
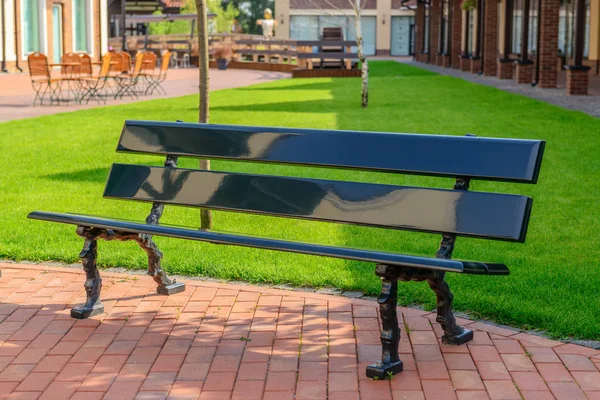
45;167;111;183
44;162;159;183
234;82;339;92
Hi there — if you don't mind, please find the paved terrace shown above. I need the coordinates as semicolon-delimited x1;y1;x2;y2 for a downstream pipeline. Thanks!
0;263;599;400
0;69;289;123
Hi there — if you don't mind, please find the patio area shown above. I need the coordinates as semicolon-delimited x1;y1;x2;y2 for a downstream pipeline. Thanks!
0;262;598;400
0;68;289;123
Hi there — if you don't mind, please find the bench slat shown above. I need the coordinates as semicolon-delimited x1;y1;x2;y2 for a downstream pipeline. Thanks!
26;211;509;275
118;121;545;183
104;164;532;242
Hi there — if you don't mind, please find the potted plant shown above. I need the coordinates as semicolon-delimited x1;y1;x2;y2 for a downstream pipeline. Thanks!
213;43;234;70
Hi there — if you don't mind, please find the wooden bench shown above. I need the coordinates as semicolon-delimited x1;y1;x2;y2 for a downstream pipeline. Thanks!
28;121;545;379
296;40;358;70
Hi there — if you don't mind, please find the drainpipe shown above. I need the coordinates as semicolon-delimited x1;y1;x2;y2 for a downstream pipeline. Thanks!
531;0;542;86
1;0;8;72
14;0;22;71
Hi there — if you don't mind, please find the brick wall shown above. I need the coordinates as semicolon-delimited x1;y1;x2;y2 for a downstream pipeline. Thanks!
565;67;590;95
538;0;559;88
451;0;462;68
515;61;533;84
482;0;497;76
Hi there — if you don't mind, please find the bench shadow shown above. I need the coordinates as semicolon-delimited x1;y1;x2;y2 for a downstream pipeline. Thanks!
45;167;111;183
44;163;161;184
209;99;337;114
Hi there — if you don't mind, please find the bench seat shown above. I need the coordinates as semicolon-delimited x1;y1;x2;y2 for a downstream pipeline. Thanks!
28;211;510;276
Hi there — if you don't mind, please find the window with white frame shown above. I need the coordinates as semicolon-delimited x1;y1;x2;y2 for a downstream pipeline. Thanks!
22;0;44;55
289;15;377;56
73;0;92;53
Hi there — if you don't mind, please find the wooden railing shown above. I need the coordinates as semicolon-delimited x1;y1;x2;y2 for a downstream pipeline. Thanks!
107;35;359;70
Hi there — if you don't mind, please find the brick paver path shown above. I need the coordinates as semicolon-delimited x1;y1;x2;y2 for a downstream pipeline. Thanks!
0;263;598;400
0;68;288;123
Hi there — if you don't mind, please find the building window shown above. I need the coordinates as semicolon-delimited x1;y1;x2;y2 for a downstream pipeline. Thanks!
558;0;589;59
528;0;538;54
22;0;44;55
466;10;474;56
73;0;91;53
289;15;377;56
512;0;538;56
441;0;449;53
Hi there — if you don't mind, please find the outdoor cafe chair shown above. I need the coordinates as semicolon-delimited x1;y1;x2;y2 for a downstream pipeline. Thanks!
80;53;112;104
145;51;171;96
57;52;82;104
114;52;145;100
27;53;62;106
78;53;93;78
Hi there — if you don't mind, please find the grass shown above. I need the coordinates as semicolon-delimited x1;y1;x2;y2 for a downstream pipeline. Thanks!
1;61;599;339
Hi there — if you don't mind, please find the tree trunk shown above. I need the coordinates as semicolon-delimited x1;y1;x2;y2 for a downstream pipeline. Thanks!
353;2;368;108
196;0;212;229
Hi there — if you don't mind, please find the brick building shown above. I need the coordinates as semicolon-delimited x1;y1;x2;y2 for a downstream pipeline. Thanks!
412;0;600;95
275;0;417;56
0;0;108;73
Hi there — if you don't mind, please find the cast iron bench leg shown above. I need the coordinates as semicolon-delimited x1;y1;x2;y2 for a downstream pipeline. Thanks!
70;226;185;319
71;227;105;319
366;264;403;379
427;271;473;345
137;233;185;295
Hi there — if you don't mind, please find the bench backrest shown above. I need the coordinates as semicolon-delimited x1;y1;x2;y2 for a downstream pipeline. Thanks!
106;121;544;243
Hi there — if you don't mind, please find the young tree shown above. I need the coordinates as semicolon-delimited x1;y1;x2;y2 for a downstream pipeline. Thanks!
351;0;368;108
195;0;212;229
303;0;369;107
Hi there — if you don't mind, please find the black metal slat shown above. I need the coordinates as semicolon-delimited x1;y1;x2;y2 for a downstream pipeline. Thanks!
103;164;532;242
118;121;545;183
26;211;509;275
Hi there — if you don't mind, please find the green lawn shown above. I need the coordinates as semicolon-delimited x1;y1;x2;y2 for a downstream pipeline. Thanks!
1;61;599;339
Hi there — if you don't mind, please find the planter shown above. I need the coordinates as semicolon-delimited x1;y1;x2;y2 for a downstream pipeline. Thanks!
217;59;228;70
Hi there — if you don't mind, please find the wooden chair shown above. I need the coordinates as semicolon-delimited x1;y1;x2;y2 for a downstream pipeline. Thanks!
27;53;61;106
80;53;112;104
114;52;145;99
77;53;93;77
145;51;170;95
59;53;82;104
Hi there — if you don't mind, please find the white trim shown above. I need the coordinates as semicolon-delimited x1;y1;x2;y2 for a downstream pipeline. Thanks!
289;9;378;16
100;0;108;54
20;0;47;60
390;9;416;16
72;0;95;56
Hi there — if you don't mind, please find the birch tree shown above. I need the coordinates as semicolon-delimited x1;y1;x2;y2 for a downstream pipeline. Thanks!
351;0;368;107
303;0;369;107
195;0;213;229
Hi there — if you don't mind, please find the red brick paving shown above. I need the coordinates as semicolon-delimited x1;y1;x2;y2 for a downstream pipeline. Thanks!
0;68;288;123
0;263;599;400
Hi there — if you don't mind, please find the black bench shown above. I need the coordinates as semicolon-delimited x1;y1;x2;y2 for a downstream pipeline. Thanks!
28;120;545;379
